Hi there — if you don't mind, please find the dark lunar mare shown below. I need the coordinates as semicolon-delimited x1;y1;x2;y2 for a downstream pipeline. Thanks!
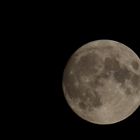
63;50;140;112
63;52;103;110
103;56;140;95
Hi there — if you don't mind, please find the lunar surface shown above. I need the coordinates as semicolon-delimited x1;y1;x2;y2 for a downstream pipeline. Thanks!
62;40;140;125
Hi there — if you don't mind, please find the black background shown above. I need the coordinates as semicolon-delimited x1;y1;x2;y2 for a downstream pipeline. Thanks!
35;1;140;138
3;1;140;139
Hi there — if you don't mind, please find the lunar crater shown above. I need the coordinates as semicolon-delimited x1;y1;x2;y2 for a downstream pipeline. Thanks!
131;60;139;70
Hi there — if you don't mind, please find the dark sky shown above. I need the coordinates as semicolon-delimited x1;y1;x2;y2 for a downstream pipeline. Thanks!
44;2;140;138
5;1;140;138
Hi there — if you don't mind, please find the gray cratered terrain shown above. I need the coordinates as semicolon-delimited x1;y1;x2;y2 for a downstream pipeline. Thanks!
62;40;140;125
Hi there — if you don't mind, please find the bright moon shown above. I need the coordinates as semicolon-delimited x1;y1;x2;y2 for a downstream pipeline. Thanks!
62;40;140;125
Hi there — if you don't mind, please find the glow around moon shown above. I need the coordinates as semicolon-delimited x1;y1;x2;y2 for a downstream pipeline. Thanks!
62;40;140;125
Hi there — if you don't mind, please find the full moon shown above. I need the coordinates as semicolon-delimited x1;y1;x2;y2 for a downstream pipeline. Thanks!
62;40;140;125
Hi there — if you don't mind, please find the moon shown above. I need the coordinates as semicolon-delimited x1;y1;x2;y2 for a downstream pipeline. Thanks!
62;40;140;125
